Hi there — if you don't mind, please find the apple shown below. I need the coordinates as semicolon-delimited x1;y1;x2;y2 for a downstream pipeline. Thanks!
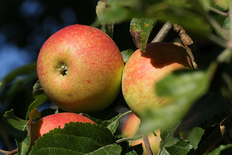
122;42;192;116
31;112;95;142
122;113;161;154
37;24;124;113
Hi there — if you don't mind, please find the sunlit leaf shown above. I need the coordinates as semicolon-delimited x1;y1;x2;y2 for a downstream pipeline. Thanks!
130;18;157;51
121;49;134;63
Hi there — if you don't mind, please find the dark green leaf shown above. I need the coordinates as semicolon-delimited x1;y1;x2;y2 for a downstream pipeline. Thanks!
30;122;116;154
130;18;157;51
86;144;122;155
32;80;44;98
1;109;28;132
160;124;180;148
25;94;48;120
175;92;229;134
165;139;192;155
186;127;204;149
0;62;37;103
207;144;232;155
16;134;31;155
0;109;31;155
88;110;131;134
121;49;134;63
1;62;36;84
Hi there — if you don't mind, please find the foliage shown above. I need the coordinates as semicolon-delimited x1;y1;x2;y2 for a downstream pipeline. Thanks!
1;0;232;155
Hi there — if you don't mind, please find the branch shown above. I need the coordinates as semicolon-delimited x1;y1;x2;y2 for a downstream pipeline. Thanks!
195;114;232;155
151;21;172;43
209;7;229;17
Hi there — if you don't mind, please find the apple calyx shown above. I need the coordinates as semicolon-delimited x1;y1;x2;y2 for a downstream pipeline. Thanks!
59;64;68;76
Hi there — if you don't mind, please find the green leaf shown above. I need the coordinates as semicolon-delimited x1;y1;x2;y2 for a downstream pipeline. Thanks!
175;92;229;134
160;124;180;148
186;127;204;150
30;122;116;154
16;134;31;155
165;139;192;155
121;49;134;63
96;1;114;38
139;63;217;134
159;125;193;155
88;110;132;134
207;144;232;155
92;0;140;27
32;80;44;98
1;109;28;132
25;93;48;120
130;18;157;51
145;2;211;36
0;109;31;155
0;62;37;103
86;144;122;155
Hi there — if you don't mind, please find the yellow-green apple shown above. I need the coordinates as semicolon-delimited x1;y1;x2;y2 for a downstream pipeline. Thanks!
122;42;192;116
31;112;95;142
37;24;124;113
122;113;161;154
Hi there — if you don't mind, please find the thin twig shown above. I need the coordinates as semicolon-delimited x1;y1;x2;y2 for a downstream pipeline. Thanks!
152;21;172;43
194;114;232;155
207;14;229;40
0;148;18;155
209;7;230;17
143;136;153;155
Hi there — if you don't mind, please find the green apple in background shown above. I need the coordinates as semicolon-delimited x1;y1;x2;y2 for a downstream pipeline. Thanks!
31;112;95;142
122;42;193;116
37;24;124;113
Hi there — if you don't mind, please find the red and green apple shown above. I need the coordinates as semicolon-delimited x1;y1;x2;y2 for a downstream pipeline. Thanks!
31;112;95;142
37;24;124;113
122;42;192;116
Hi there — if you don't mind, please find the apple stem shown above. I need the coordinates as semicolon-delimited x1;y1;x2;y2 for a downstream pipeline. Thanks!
60;65;68;76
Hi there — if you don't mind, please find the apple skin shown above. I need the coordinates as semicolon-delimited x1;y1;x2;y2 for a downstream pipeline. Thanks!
31;112;95;142
122;113;161;154
37;24;124;113
122;42;192;116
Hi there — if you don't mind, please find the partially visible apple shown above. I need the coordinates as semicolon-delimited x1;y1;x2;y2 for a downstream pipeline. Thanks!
122;42;192;116
122;113;161;154
37;24;124;113
31;112;95;142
